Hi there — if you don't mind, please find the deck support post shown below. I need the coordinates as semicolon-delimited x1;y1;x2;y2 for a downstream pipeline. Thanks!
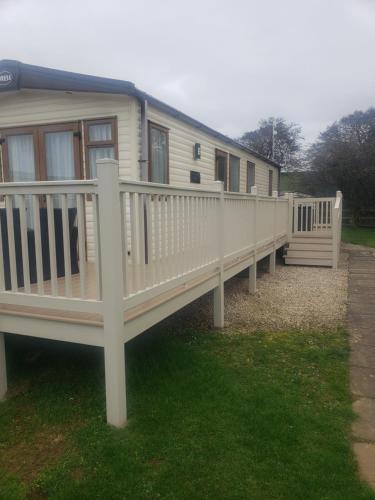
249;261;257;294
214;180;225;328
0;333;7;401
269;250;276;275
97;159;127;427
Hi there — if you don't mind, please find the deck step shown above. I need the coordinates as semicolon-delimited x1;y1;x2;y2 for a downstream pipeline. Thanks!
284;233;334;267
288;237;333;245
288;242;332;251
285;250;332;260
284;257;333;267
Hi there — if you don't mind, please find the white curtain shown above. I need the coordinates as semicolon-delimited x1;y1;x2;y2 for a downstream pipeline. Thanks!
45;131;76;207
7;134;36;182
88;123;112;142
229;157;240;192
150;127;167;183
8;134;36;227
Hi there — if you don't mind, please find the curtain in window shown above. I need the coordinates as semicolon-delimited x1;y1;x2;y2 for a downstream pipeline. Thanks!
7;134;36;182
150;127;168;183
88;147;115;178
229;156;240;192
88;123;112;142
247;162;255;192
7;134;36;227
45;131;76;207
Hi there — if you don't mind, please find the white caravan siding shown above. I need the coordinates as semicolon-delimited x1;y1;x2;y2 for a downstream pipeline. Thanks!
0;89;138;260
0;89;138;179
147;104;279;195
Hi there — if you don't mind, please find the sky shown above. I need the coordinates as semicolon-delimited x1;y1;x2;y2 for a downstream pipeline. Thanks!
1;0;375;145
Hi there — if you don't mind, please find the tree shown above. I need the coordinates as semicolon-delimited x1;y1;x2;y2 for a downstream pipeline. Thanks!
237;117;303;171
308;108;375;220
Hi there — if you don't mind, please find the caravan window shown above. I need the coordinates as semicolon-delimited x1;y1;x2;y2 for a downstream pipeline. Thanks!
246;161;255;193
229;155;240;192
148;122;169;184
0;122;82;182
215;149;228;190
84;118;118;178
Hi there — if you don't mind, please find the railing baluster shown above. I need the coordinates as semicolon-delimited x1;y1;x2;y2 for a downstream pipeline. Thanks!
0;210;4;291
46;194;58;296
129;192;139;293
6;196;17;292
61;194;72;297
138;193;146;289
19;195;31;293
32;195;44;295
92;193;102;301
76;193;86;299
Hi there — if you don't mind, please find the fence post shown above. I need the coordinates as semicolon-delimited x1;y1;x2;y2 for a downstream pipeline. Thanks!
249;185;258;294
97;158;127;427
213;181;224;328
0;333;6;401
332;190;343;270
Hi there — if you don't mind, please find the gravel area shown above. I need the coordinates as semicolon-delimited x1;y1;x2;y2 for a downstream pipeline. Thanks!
172;253;349;333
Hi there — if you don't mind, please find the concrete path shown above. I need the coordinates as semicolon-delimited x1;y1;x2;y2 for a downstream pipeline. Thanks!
348;245;375;489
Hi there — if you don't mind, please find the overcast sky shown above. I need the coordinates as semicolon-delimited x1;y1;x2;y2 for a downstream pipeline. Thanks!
2;0;375;145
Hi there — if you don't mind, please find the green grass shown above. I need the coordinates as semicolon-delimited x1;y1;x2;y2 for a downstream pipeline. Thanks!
342;226;375;247
0;326;373;499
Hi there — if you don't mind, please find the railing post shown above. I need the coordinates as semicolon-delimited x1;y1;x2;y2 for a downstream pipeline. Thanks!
0;333;7;401
269;190;278;274
287;192;294;241
332;190;343;270
213;181;224;328
97;158;127;427
249;185;258;294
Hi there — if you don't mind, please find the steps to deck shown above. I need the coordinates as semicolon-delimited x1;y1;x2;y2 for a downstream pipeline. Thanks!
284;235;334;267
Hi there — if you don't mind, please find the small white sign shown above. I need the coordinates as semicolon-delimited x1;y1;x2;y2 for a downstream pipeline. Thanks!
0;71;14;86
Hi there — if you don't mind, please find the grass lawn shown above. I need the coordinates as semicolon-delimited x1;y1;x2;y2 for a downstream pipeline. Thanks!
0;326;374;499
342;226;375;248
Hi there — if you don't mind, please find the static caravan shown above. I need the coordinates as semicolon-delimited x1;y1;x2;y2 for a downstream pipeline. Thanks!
0;60;341;426
0;60;280;192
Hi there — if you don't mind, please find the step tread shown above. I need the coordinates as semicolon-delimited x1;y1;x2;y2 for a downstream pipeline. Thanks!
285;257;333;267
286;250;333;259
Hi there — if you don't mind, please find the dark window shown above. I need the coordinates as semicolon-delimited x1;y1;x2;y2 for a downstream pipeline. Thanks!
229;155;240;192
215;149;228;190
148;122;169;184
84;118;117;178
268;169;273;196
246;161;255;193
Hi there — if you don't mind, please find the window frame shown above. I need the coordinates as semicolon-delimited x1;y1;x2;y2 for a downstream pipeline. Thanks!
229;154;240;192
0;121;83;182
84;117;118;179
215;148;228;191
268;169;273;196
246;161;255;193
148;121;170;184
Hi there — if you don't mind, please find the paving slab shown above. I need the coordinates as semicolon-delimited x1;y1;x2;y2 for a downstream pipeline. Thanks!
353;443;375;489
351;366;375;398
353;398;375;442
351;344;375;369
348;249;375;490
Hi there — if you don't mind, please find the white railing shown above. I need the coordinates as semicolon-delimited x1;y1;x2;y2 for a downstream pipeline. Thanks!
292;197;334;234
0;180;101;313
0;161;290;318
